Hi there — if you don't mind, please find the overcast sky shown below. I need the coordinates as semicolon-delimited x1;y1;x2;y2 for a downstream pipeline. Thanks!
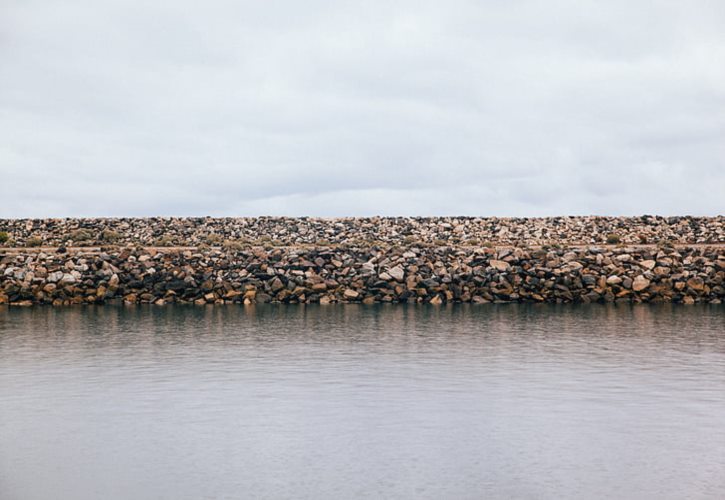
1;0;723;217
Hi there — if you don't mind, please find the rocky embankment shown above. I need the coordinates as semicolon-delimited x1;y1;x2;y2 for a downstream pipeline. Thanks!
1;239;723;306
2;215;724;248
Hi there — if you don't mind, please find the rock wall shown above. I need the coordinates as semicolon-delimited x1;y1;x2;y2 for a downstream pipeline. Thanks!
2;244;723;306
1;216;724;247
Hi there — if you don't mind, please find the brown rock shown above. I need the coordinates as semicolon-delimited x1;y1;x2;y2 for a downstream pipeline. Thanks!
632;275;650;292
686;277;705;291
489;260;511;272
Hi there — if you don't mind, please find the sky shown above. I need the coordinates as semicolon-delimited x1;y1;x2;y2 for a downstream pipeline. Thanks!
1;0;724;217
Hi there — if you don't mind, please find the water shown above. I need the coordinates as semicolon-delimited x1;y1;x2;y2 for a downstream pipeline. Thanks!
1;305;724;500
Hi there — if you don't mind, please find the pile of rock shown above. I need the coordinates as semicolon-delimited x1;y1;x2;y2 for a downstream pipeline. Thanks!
1;215;723;248
2;243;722;306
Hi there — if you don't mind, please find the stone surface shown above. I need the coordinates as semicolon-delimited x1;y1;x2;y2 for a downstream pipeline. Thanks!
1;215;722;248
489;260;511;272
632;275;650;292
0;218;723;306
387;266;405;282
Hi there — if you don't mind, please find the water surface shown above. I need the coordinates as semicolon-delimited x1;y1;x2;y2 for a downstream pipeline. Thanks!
1;304;724;499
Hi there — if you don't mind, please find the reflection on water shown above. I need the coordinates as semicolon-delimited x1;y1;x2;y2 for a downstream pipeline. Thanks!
1;304;724;499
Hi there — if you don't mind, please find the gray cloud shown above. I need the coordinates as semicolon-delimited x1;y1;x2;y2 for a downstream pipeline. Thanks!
1;0;724;217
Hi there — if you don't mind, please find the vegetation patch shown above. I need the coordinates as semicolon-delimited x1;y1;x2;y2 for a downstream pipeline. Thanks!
606;234;621;244
100;229;121;243
26;236;43;247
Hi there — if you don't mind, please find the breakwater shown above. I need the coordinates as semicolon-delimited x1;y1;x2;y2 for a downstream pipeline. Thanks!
2;215;724;248
2;240;723;306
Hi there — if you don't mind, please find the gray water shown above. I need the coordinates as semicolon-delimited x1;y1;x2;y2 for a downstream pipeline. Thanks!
1;305;724;500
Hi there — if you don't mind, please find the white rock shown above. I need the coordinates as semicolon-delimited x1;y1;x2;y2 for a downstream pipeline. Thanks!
606;275;622;285
60;273;76;284
387;266;405;281
47;271;63;283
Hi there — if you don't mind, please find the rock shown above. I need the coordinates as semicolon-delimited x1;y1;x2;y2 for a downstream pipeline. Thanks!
0;219;722;306
686;277;705;291
562;252;578;262
387;266;404;282
60;273;76;284
269;277;284;292
639;260;656;270
582;275;597;286
632;276;650;292
562;261;583;272
489;260;511;272
429;295;443;305
361;262;376;274
420;278;440;289
47;271;63;283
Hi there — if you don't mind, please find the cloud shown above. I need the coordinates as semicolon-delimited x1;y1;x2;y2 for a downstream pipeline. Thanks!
1;0;724;217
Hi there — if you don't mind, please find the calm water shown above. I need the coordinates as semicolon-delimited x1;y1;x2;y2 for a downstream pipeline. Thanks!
1;305;724;500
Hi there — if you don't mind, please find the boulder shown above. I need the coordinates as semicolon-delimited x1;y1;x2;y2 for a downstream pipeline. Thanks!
489;260;511;272
632;275;650;292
